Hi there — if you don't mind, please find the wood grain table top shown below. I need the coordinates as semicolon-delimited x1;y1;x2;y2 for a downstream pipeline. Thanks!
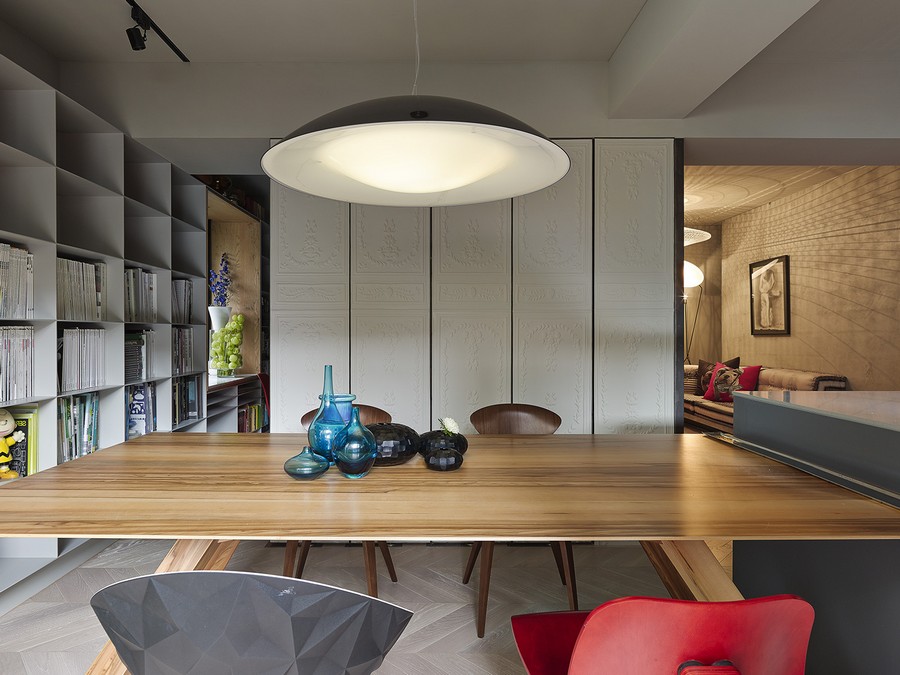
1;432;899;542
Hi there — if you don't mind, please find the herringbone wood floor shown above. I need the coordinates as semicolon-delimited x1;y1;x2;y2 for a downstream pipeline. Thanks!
0;540;667;674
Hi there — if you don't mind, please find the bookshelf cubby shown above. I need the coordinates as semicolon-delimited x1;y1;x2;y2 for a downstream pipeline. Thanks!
0;53;210;592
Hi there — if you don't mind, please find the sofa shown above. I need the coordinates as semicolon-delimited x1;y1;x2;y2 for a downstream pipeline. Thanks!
683;364;849;433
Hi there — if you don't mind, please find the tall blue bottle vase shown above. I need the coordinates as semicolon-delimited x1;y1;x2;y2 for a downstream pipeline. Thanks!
333;407;377;479
307;365;356;464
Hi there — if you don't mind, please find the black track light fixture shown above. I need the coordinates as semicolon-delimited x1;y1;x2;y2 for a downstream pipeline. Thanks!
123;0;189;62
125;6;147;51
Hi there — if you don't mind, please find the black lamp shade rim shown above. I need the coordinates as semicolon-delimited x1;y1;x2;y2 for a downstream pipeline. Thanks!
279;95;552;143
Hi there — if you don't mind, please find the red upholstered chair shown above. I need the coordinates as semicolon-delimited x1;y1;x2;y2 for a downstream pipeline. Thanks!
510;595;814;675
466;403;573;638
285;403;396;597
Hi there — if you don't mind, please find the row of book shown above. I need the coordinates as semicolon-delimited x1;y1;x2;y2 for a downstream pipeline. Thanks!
57;257;107;321
125;267;158;323
125;330;154;382
237;402;267;433
126;382;157;439
172;374;202;427
172;327;195;374
0;326;33;402
4;406;37;477
59;328;106;392
0;243;35;319
58;392;99;462
172;279;194;324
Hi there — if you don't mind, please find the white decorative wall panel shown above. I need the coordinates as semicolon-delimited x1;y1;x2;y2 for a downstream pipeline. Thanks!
515;313;591;433
433;201;511;432
352;312;429;430
273;186;349;285
432;200;510;311
271;183;350;432
272;313;349;433
433;312;510;435
351;205;430;429
594;311;671;433
594;140;675;433
269;139;678;437
513;140;593;431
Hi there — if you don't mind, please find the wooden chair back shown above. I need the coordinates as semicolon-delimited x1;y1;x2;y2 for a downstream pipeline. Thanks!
301;404;392;430
470;403;561;435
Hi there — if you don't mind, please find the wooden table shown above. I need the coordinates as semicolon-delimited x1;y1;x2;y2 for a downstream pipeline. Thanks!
2;432;899;673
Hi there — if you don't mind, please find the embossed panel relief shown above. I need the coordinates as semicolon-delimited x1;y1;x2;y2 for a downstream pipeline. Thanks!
514;140;592;312
433;312;510;435
351;206;429;310
433;200;511;311
595;140;673;277
351;312;429;431
272;183;350;310
271;313;349;433
514;313;591;433
593;311;674;433
594;139;676;432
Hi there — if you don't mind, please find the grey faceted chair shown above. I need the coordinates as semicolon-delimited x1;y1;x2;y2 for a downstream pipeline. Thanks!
90;570;413;675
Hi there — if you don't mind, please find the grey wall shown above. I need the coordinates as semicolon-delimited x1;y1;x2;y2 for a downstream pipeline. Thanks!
721;166;900;390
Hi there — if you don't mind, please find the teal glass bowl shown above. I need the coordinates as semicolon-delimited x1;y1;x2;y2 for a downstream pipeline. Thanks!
284;446;330;480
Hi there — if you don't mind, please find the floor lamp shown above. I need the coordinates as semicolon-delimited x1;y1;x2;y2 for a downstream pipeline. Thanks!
683;261;704;364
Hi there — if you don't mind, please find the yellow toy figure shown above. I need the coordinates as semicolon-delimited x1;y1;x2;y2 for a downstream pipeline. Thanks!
0;408;24;479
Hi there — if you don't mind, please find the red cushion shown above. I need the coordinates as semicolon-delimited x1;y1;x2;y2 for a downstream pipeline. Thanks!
704;364;762;403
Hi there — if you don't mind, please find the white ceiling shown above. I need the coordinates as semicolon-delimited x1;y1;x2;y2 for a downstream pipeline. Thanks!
683;165;854;228
0;0;646;63
0;0;897;219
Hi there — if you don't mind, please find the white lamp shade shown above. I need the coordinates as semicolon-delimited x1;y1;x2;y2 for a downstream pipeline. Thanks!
684;261;704;288
261;95;570;207
684;227;711;246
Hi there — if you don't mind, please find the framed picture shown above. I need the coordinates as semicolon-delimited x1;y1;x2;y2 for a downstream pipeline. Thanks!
749;255;790;335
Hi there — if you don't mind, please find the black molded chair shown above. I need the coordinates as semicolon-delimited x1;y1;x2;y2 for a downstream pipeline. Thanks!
91;570;413;675
467;403;575;638
286;403;397;597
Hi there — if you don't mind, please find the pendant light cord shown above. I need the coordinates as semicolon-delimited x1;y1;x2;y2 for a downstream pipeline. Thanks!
411;0;421;95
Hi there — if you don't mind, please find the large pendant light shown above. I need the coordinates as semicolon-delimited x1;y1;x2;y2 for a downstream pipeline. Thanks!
261;95;570;207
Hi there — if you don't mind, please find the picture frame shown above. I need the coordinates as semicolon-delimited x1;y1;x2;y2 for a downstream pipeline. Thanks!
749;255;790;335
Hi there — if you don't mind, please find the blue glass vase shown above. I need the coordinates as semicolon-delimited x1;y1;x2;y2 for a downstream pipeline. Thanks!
333;407;377;479
307;365;356;464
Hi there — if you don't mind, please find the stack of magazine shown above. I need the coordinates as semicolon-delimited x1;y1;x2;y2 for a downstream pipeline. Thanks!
124;267;158;322
0;242;34;319
0;325;33;401
57;392;99;462
59;328;105;392
56;257;107;321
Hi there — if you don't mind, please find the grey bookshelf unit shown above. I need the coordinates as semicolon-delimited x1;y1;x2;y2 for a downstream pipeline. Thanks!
0;53;209;593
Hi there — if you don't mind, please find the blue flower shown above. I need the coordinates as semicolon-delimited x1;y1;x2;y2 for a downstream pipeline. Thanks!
209;253;232;306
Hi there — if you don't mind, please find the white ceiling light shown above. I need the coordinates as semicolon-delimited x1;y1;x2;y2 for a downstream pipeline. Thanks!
261;95;570;207
684;261;705;288
683;226;711;246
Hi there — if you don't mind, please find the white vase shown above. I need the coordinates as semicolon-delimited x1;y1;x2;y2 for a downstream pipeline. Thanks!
208;305;231;332
208;306;231;375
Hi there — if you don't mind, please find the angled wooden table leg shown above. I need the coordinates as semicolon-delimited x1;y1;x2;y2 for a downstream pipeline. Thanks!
641;540;744;602
86;539;240;675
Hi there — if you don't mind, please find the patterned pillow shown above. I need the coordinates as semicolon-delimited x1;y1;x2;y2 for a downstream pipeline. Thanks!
703;364;763;403
697;357;740;395
704;365;743;402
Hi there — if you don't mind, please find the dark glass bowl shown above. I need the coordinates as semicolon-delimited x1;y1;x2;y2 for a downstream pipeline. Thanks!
424;448;464;472
367;423;421;467
419;430;468;456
